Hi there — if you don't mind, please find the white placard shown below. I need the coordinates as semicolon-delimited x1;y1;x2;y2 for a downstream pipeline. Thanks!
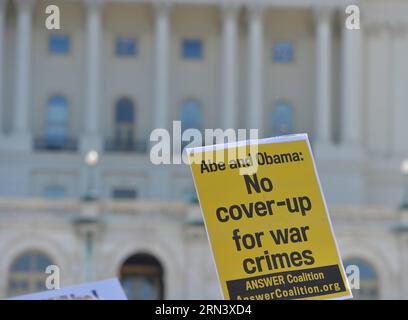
9;278;127;300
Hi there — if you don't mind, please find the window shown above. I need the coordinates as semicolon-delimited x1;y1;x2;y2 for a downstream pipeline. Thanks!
180;100;203;149
343;258;379;300
116;37;137;57
181;100;202;132
114;98;135;149
182;39;203;59
48;34;70;54
271;102;293;136
8;251;53;297
272;41;294;63
120;253;164;300
112;188;137;200
43;185;66;198
47;96;69;149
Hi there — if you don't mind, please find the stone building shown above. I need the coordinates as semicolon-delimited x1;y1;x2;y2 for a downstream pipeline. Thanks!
0;0;407;299
1;199;407;300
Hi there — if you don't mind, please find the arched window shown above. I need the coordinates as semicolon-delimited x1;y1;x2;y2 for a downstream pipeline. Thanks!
115;98;135;149
181;100;202;132
8;251;53;297
271;102;293;136
47;95;69;149
120;253;164;300
343;258;379;300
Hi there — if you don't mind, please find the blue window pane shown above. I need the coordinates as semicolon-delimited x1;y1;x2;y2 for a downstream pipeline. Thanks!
272;103;293;135
344;259;377;280
48;96;68;123
181;100;202;131
343;258;379;299
49;34;70;54
11;252;53;272
35;254;53;271
272;41;294;63
138;278;156;300
116;37;137;57
47;126;67;137
115;98;134;123
11;280;29;290
47;96;68;148
36;280;46;291
21;281;29;290
182;39;203;59
9;280;20;290
43;185;66;199
122;276;157;300
12;254;31;272
46;128;67;147
112;188;137;199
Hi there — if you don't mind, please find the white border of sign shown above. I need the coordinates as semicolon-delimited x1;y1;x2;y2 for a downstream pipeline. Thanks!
187;133;353;300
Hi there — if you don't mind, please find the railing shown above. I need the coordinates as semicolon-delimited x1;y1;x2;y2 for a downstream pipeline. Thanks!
33;136;78;151
104;138;147;153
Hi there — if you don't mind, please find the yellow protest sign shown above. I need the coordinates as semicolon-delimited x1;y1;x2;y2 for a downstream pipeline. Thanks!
188;134;352;300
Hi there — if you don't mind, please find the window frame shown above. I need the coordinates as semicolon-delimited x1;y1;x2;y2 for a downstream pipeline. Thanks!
112;187;138;200
8;251;54;297
120;253;164;300
180;99;203;132
343;258;379;300
46;95;70;149
271;101;294;136
114;97;136;148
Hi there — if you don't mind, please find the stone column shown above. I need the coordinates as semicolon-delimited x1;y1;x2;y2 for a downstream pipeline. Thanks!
246;5;264;136
153;2;171;132
341;13;363;148
389;22;408;156
81;0;104;152
0;0;6;137
13;0;34;149
315;8;333;145
221;4;239;130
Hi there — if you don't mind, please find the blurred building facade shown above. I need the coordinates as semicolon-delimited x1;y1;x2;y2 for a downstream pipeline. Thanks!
0;0;407;299
0;0;407;205
1;199;408;300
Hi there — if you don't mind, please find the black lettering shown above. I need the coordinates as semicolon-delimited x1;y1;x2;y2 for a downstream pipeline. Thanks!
216;207;229;222
244;174;261;194
243;258;256;274
302;250;315;265
290;251;303;267
271;252;291;269
269;229;289;245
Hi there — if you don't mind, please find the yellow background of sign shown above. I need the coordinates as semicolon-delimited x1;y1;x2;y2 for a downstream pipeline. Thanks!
189;136;351;300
